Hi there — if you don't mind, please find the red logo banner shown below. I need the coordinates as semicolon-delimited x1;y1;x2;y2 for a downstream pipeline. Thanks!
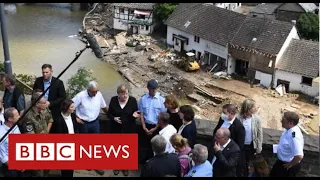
8;134;138;170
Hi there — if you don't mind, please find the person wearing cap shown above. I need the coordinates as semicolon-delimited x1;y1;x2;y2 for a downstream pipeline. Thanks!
138;79;167;162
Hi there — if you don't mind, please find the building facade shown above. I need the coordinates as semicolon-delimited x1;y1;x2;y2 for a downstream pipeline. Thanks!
112;3;155;35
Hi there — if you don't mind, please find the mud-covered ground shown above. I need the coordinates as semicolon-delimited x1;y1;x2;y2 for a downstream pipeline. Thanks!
83;4;319;135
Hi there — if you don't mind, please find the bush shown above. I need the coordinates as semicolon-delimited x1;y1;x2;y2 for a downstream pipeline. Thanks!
66;67;97;99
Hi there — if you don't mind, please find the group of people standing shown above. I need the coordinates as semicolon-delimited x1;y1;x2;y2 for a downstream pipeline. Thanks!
0;63;305;177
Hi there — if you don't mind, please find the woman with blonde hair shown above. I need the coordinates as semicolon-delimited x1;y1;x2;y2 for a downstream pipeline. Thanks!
238;98;263;177
164;94;182;130
107;84;140;176
170;133;192;177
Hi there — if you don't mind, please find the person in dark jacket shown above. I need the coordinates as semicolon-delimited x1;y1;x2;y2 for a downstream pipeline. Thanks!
2;74;25;116
33;64;66;120
210;104;245;176
140;135;181;177
50;99;78;177
211;128;241;177
164;94;182;130
107;84;140;176
177;105;197;148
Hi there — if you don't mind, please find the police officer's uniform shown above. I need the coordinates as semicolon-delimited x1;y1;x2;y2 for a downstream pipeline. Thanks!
270;125;304;177
184;160;213;177
138;79;167;162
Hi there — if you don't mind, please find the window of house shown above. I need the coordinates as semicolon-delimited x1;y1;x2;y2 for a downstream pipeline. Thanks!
301;76;313;86
130;9;134;14
146;25;149;31
194;36;200;43
141;25;145;30
120;8;124;13
136;14;146;19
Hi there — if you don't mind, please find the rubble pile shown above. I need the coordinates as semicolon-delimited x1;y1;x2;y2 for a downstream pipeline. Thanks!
172;79;195;99
126;34;157;47
148;50;177;63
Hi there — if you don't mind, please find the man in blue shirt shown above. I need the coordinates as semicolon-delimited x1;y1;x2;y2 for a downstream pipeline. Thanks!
0;107;24;177
184;144;213;177
138;79;167;162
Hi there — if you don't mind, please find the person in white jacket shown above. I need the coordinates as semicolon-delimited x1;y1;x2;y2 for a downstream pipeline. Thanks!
158;112;177;153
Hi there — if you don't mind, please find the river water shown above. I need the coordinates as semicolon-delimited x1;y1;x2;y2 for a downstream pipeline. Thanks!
0;3;125;103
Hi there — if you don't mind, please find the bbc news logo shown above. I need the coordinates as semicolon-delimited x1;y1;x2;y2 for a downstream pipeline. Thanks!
8;134;138;170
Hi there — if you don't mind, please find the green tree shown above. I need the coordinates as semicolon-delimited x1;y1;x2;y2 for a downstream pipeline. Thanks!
66;67;96;99
297;13;319;41
154;3;178;23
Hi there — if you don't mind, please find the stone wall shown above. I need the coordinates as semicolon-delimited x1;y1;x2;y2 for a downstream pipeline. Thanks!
98;114;319;177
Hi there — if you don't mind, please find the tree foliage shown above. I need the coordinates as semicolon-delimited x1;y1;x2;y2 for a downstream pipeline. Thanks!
154;3;178;23
297;13;319;41
66;67;96;99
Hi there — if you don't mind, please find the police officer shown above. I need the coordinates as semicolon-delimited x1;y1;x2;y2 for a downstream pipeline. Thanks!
138;79;167;162
184;144;212;177
19;93;53;177
270;111;304;177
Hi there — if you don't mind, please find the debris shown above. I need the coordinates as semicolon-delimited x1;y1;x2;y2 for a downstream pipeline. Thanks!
172;79;195;99
187;93;205;102
195;85;225;104
291;104;301;109
275;84;284;96
213;71;230;80
191;104;202;112
104;49;128;56
148;54;159;61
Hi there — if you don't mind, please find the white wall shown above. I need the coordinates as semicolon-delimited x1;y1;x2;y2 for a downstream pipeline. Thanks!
113;19;129;30
227;56;236;74
274;70;319;97
255;70;273;87
167;26;228;59
275;26;300;66
138;24;155;35
215;3;241;11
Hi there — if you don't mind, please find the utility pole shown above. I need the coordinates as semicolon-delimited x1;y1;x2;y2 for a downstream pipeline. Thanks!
0;3;13;75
